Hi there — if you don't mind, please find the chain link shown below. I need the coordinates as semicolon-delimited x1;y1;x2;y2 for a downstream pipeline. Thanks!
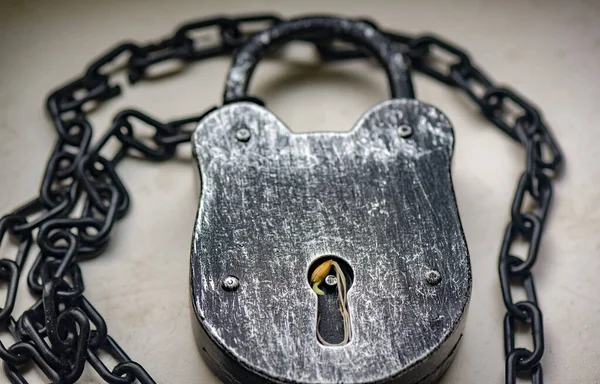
0;15;562;383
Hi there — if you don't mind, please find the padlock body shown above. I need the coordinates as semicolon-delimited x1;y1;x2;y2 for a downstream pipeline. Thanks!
190;100;471;384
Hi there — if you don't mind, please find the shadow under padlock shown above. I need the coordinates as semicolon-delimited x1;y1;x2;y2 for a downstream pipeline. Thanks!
190;15;471;384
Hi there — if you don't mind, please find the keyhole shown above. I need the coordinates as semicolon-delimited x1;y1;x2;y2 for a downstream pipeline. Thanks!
307;256;354;346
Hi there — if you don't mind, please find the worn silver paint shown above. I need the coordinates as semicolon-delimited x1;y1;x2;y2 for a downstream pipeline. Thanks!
190;99;471;384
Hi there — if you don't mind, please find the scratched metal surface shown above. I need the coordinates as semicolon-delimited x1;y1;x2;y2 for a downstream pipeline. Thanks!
190;99;472;384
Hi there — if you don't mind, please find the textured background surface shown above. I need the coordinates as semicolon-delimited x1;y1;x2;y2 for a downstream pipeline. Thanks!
0;0;599;383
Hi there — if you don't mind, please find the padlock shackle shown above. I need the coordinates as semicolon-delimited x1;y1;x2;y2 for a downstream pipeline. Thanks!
222;16;414;104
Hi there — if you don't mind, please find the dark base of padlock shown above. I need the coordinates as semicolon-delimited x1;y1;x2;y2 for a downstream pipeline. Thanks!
192;310;464;384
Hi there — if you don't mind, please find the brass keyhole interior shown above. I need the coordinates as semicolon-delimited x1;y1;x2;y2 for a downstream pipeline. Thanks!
307;256;354;346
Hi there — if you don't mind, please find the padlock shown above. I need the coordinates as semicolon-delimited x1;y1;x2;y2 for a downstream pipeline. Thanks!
190;16;471;384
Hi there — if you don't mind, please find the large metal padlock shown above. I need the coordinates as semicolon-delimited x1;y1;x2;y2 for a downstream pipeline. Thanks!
190;16;471;384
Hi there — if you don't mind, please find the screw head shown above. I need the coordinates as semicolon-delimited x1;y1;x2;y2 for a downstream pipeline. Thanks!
397;125;413;138
325;274;337;287
235;128;251;142
222;276;240;291
425;269;442;285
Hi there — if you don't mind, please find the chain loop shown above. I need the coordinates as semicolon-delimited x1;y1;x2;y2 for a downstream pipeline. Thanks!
410;35;472;85
0;261;19;325
504;301;545;370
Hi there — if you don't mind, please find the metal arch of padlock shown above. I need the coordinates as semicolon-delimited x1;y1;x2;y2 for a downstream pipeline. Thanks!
190;16;471;384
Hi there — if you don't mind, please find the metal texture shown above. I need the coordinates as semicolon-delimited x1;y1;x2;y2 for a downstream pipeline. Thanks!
191;100;470;384
0;13;563;384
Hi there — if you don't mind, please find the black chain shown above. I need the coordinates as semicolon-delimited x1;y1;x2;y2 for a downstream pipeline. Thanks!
0;14;562;384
